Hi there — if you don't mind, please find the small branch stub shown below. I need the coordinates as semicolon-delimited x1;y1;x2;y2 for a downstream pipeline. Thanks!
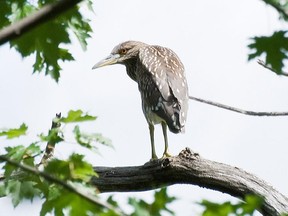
38;113;61;167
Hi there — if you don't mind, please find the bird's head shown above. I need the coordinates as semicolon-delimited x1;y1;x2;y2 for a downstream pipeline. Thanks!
92;41;147;69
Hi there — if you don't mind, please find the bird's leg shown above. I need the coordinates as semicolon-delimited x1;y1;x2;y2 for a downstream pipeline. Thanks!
149;124;158;160
161;122;172;158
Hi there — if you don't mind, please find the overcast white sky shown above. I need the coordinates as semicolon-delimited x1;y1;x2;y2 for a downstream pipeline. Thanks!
1;0;288;215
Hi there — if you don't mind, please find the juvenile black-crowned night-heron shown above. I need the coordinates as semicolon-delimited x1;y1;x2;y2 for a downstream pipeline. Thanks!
92;41;189;160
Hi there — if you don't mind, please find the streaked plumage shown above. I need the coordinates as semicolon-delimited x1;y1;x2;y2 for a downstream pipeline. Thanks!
92;41;188;159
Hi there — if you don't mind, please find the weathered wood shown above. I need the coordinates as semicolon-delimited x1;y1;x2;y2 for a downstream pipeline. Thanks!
92;148;288;216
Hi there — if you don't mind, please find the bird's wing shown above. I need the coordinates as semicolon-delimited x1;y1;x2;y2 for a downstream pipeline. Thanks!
138;45;188;104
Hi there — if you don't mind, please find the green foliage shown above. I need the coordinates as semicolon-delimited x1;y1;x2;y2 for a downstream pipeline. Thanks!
2;0;286;215
1;142;42;207
6;180;41;207
60;109;96;123
0;110;119;215
0;110;176;216
3;143;41;177
73;125;112;152
0;109;268;216
129;188;176;216
1;0;93;82
0;123;28;139
199;194;263;216
44;154;97;182
248;31;288;76
39;127;64;144
41;190;105;216
263;0;288;21
0;109;269;215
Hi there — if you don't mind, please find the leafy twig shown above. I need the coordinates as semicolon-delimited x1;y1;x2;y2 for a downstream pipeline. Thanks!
262;0;288;20
257;59;288;77
189;95;288;116
0;154;125;215
0;0;83;45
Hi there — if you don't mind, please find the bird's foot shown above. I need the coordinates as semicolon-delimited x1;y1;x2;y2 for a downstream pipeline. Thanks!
161;151;172;159
150;154;158;161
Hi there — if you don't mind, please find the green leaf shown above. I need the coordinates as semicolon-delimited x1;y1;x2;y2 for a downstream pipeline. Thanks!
44;159;71;181
129;198;150;216
9;2;35;23
68;15;92;50
0;1;11;27
248;31;288;75
4;146;26;161
68;154;98;182
60;6;92;51
151;188;176;215
6;180;41;207
41;190;106;216
0;123;28;139
60;110;96;123
198;194;263;216
25;143;42;158
199;200;234;216
6;180;21;207
129;188;175;216
39;128;63;145
73;125;112;151
106;195;119;208
3;146;26;177
44;153;97;182
2;143;41;179
241;195;263;214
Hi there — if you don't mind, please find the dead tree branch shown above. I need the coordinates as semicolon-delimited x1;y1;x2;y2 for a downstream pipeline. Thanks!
1;146;287;215
189;96;288;116
92;148;288;216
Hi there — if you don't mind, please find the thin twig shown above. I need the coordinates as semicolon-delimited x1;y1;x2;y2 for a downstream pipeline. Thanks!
0;155;125;215
257;60;288;77
189;96;288;116
0;0;83;45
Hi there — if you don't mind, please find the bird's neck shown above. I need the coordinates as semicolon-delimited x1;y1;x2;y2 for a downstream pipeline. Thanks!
124;58;137;82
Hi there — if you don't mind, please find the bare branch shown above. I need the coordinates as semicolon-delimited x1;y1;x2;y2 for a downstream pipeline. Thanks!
189;95;288;116
0;0;83;45
92;148;288;216
0;154;125;215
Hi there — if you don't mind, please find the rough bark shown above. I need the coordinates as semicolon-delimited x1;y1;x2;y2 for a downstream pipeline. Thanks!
92;148;288;216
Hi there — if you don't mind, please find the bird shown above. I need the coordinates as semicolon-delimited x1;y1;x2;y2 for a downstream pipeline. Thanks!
92;41;189;160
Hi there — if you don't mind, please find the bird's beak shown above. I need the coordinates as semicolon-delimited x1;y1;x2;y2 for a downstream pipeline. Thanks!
92;54;121;69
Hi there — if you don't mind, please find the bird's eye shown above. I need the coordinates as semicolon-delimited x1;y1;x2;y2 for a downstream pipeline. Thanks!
119;48;128;55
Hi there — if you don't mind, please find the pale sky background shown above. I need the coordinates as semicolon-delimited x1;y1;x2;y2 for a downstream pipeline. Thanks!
1;0;288;215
